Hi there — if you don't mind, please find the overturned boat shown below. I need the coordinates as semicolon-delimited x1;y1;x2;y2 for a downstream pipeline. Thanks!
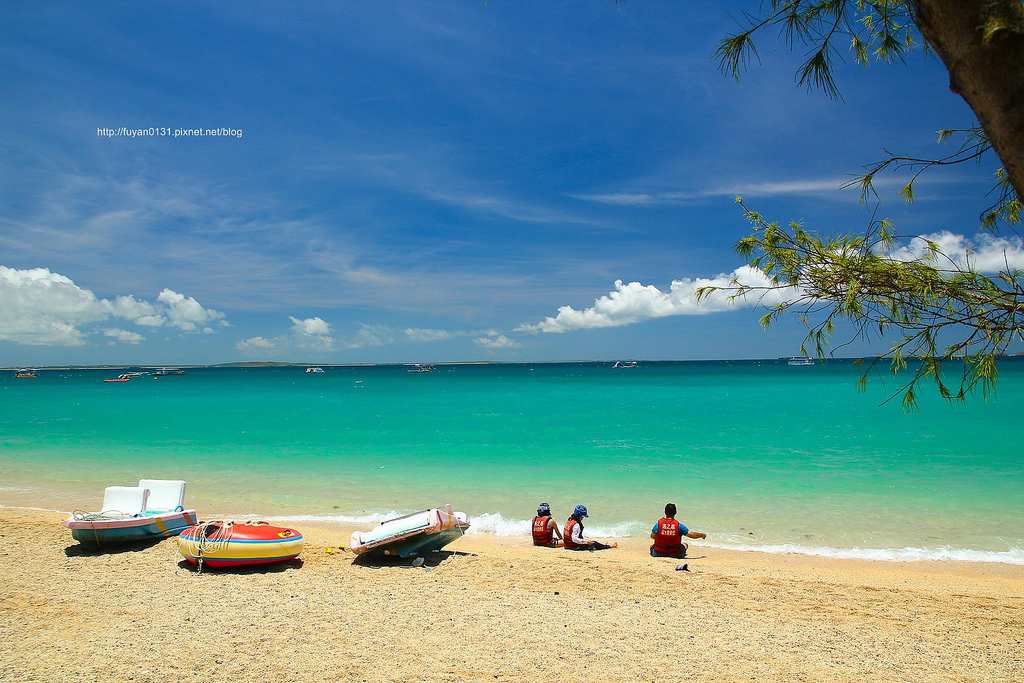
64;479;197;550
349;505;469;558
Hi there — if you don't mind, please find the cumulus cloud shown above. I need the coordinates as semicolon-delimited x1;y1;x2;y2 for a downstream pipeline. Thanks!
236;336;275;351
474;333;520;349
0;265;225;346
289;316;331;336
517;267;794;334
103;328;144;344
519;231;1024;334
887;231;1024;271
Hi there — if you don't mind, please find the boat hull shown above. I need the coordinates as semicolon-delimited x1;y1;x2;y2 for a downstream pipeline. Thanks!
350;507;470;558
178;521;304;568
64;509;198;550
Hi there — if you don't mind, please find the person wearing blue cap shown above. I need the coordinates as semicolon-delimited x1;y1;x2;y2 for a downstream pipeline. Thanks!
531;502;563;547
563;504;617;551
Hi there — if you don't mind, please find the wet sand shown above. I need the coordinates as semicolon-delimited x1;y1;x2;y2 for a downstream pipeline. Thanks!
1;508;1022;682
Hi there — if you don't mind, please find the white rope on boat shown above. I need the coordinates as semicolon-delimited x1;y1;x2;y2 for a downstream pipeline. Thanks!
177;520;234;574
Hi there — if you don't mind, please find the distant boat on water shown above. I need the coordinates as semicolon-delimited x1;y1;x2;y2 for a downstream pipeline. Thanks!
152;368;185;376
613;361;638;369
407;364;434;373
786;357;815;366
305;366;325;374
103;371;149;383
13;369;36;378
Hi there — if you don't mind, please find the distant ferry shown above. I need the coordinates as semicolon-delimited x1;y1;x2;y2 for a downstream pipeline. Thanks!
152;368;185;376
786;357;815;366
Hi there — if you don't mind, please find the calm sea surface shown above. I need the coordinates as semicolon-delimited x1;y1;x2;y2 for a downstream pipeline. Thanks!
2;360;1022;563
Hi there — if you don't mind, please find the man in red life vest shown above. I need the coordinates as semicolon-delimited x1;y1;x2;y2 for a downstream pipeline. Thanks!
531;502;563;547
563;504;617;551
650;502;706;558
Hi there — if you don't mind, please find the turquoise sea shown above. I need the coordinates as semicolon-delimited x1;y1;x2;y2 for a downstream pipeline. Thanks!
2;360;1022;564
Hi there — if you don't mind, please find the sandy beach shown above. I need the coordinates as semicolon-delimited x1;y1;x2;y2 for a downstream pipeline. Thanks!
1;508;1022;682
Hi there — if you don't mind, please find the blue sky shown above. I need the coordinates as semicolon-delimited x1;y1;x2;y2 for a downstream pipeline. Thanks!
1;1;1017;366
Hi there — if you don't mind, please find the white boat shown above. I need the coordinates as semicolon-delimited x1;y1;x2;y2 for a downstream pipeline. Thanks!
305;366;325;373
613;361;638;369
349;506;469;558
407;364;434;373
63;479;198;551
787;357;815;366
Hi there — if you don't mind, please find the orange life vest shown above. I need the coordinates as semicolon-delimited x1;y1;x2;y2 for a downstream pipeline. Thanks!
652;517;683;555
532;515;553;545
563;518;582;550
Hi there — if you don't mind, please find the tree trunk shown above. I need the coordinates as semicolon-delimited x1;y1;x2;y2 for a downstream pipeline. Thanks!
913;0;1024;200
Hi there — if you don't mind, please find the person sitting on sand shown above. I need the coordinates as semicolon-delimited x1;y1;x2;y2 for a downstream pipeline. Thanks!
563;504;617;551
532;502;563;547
650;502;706;558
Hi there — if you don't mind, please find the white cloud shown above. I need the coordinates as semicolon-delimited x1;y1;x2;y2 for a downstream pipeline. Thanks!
236;336;275;351
519;231;1024;335
887;231;1024;271
289;316;331;336
158;288;225;333
474;333;520;349
518;267;794;334
0;265;227;346
103;328;144;344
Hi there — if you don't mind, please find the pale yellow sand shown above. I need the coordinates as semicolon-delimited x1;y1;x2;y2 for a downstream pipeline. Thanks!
1;508;1022;682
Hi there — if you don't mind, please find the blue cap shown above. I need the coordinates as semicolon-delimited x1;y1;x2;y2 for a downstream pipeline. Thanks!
574;504;589;518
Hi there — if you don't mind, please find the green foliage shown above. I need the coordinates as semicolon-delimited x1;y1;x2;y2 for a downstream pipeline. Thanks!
696;200;1024;409
707;0;1024;408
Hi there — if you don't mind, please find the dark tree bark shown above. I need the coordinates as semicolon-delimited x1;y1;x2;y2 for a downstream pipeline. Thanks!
914;0;1024;199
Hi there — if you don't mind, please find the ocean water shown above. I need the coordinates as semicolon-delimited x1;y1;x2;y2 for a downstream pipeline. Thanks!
2;360;1022;564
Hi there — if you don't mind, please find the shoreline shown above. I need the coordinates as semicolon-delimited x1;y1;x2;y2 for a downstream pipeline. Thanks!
4;495;1024;567
2;508;1023;681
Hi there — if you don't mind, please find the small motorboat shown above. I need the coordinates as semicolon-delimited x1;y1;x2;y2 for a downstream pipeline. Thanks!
178;520;305;569
64;479;198;550
14;369;36;378
407;364;434;373
104;371;149;382
305;366;325;373
152;368;185;376
349;505;469;559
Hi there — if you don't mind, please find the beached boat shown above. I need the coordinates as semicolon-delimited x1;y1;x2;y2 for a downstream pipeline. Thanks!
305;366;325;373
349;506;469;558
64;479;198;550
14;369;36;378
177;520;305;569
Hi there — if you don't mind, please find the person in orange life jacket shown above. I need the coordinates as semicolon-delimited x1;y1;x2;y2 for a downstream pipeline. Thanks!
563;504;617;551
531;502;563;547
650;502;705;558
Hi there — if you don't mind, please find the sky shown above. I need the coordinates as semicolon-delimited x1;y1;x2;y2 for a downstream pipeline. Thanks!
1;1;1019;366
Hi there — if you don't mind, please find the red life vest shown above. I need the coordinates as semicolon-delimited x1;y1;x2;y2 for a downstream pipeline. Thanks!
532;515;554;545
563;518;582;549
652;517;683;555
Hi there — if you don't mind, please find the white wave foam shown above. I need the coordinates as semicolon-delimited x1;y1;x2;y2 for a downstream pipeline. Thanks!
464;512;643;538
711;541;1024;565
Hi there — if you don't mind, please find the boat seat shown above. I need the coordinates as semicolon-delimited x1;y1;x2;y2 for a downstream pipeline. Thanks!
138;479;186;513
100;486;149;518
